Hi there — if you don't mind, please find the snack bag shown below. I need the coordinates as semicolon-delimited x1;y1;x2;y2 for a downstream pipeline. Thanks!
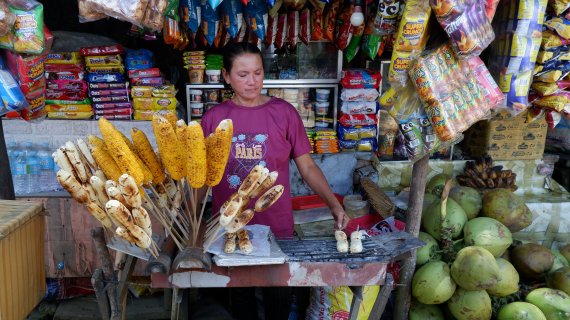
393;0;431;53
373;0;403;35
245;0;268;41
323;0;341;41
545;17;570;40
10;0;45;54
0;69;29;111
309;0;325;41
0;0;15;37
222;0;243;38
201;0;221;46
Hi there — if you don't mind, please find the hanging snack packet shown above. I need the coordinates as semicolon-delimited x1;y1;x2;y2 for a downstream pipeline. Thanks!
0;0;15;37
393;0;431;52
323;0;341;41
0;69;29;111
551;0;570;16
299;8;310;45
181;0;202;33
373;0;403;35
534;60;570;83
201;1;220;46
531;80;570;96
245;0;268;41
284;0;307;10
485;0;500;21
533;91;570;113
542;30;570;50
222;0;243;38
275;12;287;49
309;0;325;40
545;17;570;40
335;3;354;50
287;10;299;48
266;14;277;46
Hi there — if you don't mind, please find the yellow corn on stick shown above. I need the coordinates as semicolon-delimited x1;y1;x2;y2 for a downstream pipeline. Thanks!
175;120;190;179
86;202;113;229
56;169;90;204
90;145;122;182
152;115;185;180
98;118;144;185
163;112;178;130
87;135;106;150
131;128;166;185
205;119;233;187
186;121;207;189
117;129;153;185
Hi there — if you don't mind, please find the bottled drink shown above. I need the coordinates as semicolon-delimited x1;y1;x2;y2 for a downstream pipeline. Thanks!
7;141;17;174
37;142;56;192
26;143;41;194
13;150;27;195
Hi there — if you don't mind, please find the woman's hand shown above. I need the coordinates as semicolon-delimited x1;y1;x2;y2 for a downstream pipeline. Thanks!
332;206;350;230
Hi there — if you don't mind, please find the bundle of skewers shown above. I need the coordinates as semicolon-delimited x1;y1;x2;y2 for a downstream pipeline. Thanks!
203;164;285;253
53;114;233;257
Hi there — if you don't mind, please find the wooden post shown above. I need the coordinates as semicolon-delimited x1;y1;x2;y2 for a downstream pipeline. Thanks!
92;228;121;320
0;120;15;200
394;155;430;320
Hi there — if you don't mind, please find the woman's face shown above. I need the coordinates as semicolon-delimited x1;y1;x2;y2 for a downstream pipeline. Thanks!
223;53;264;103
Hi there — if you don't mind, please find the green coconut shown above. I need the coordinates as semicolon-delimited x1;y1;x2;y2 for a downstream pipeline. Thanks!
448;288;492;320
481;189;532;232
560;244;570;264
546;266;570;295
423;193;439;213
497;302;546;320
449;186;482;219
451;246;500;291
486;258;519;297
510;243;554;281
463;217;512;257
417;232;441;266
525;288;570;320
426;173;452;197
412;261;457;305
422;197;468;241
409;300;445;320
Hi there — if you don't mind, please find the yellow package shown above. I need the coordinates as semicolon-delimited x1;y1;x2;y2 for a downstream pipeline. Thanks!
131;86;153;98
152;85;176;98
535;70;563;83
389;51;413;87
47;111;93;119
542;30;569;49
307;286;380;320
531;82;561;96
133;109;176;120
84;54;123;67
545;17;570;40
133;97;177;110
533;64;544;75
536;50;555;64
379;87;397;108
551;0;570;16
532;92;570;112
45;104;93;113
45;52;82;64
87;66;125;73
393;0;431;52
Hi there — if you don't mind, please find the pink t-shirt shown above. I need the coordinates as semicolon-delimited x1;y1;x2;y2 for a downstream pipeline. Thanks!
201;97;312;239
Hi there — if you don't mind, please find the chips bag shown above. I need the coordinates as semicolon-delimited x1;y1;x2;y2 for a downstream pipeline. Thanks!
10;0;45;54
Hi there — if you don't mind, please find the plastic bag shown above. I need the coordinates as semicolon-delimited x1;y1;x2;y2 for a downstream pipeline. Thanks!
373;0;403;35
309;0;325;40
283;0;306;10
180;0;202;33
275;12;287;48
340;88;379;101
201;0;221;46
222;0;243;38
6;0;44;54
0;69;29;111
323;0;341;41
340;101;378;114
299;8;310;45
334;2;353;50
245;0;267;41
287;10;298;48
0;0;16;36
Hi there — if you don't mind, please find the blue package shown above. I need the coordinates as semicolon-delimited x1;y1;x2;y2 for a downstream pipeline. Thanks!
181;0;202;33
222;0;243;38
0;56;4;70
87;72;125;83
202;1;221;46
0;69;29;111
125;49;154;70
245;0;267;41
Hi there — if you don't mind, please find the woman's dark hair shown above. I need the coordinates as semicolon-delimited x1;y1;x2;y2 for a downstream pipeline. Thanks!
222;42;263;73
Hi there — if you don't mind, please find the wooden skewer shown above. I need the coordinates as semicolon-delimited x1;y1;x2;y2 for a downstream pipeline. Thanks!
194;187;211;246
142;193;186;250
203;224;225;253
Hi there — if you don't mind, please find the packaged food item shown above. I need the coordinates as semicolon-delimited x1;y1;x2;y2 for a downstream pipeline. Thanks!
203;89;220;102
91;95;130;103
379;87;397;108
45;89;88;101
373;0;403;35
47;111;93;119
334;2;354;50
80;44;125;56
222;0;243;38
46;52;82;65
545;17;570;40
5;50;47;95
84;54;123;67
542;30;570;50
532;80;570;96
46;79;88;92
131;86;153;98
0;69;29;111
287;10;299;48
152;85;176;97
340;101;378;114
8;0;45;54
341;70;381;89
45;104;93;113
551;0;570;16
532;91;570;113
130;76;163;86
132;97;176;110
315;102;330;115
0;0;15;37
190;102;205;117
133;109;176;120
89;88;129;97
128;68;160;78
181;0;201;33
339;113;377;126
323;0;341;41
95;114;132;120
88;82;128;90
93;102;132;110
87;72;125;83
94;107;133;116
299;8;310;45
205;69;221;83
467;56;504;108
393;0;431;52
309;0;325;40
388;51;413;87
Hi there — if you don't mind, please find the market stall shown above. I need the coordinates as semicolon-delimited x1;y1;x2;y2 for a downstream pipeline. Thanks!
1;0;570;319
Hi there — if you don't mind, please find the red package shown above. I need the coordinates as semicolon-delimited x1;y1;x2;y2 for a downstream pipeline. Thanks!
299;8;310;45
288;11;299;48
80;44;125;56
5;50;47;95
93;102;132;110
46;89;88;101
44;63;85;73
94;108;133;116
323;0;341;41
45;70;85;81
130;77;164;86
467;56;504;109
266;15;277;47
46;79;88;92
340;70;382;89
310;0;325;40
89;89;129;97
485;0;500;21
26;89;46;111
339;113;378;126
275;13;287;49
19;104;47;121
334;3;354;50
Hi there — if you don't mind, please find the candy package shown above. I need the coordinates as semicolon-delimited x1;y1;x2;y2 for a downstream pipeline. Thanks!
344;24;364;62
245;0;268;41
340;101;378;114
430;0;494;58
337;125;377;141
340;70;381;89
80;44;125;56
287;10;299;48
373;0;403;35
9;0;45;54
5;50;47;95
309;0;325;40
222;0;243;38
0;69;29;111
340;88;379;101
323;0;341;41
180;0;201;33
125;48;154;70
45;103;93;113
334;2;353;50
531;80;570;96
338;113;377;126
201;0;220;46
47;111;93;119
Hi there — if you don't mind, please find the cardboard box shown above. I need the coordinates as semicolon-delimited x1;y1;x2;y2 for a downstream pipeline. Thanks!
0;200;46;319
463;110;548;160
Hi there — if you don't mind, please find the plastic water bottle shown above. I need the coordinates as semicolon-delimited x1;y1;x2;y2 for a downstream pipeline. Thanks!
37;142;56;192
6;141;17;174
13;149;27;195
26;143;41;194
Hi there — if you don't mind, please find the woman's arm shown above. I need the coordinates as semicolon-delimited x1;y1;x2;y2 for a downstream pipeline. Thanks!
293;154;350;230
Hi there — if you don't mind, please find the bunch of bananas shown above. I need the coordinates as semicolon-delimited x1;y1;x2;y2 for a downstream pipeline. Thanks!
456;156;518;191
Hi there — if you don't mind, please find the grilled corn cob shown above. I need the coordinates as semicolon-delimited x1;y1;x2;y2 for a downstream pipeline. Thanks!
118;174;142;208
131;207;152;236
90;144;122;182
106;186;130;209
131;128;166;185
175;120;190;178
117;129;153;185
164;112;178;130
152;115;185;180
205;119;233;187
53;148;76;180
115;226;137;243
87;135;106;150
186;121;207;188
98;118;144;185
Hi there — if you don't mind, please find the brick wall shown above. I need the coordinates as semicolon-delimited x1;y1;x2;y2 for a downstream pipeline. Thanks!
2;119;157;149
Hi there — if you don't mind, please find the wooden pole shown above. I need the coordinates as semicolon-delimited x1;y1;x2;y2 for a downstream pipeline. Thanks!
0;120;15;200
393;155;430;320
92;228;121;320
